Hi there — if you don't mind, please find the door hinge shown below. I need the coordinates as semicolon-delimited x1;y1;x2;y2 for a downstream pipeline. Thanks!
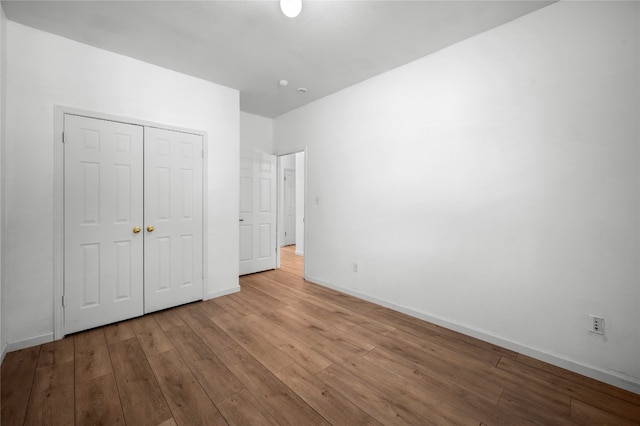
62;132;65;143
202;270;204;279
62;295;65;307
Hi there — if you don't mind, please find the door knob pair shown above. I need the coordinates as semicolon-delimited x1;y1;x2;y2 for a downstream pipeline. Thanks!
133;225;154;234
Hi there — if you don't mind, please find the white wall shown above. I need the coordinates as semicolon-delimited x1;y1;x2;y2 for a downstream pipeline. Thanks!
4;22;240;349
0;5;7;361
295;152;305;255
274;1;640;392
240;111;273;153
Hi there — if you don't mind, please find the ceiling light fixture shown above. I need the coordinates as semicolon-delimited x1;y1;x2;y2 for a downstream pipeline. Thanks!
280;0;302;18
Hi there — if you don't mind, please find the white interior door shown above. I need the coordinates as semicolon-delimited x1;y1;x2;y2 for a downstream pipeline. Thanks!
239;152;277;275
284;169;296;246
144;127;204;313
64;114;144;334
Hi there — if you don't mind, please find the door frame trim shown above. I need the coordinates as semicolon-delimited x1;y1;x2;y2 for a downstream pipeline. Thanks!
53;106;209;340
274;149;307;275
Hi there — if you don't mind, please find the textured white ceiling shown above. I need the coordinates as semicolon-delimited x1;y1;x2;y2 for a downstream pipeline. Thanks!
2;1;553;117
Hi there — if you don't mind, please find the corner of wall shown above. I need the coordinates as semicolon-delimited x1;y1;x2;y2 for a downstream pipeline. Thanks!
0;2;7;363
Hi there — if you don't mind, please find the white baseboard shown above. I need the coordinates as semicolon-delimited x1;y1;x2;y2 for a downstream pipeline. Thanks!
6;332;54;353
1;342;7;364
304;273;640;395
206;285;240;300
295;249;304;256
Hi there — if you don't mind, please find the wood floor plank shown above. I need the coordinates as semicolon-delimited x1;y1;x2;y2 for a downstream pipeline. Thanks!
75;328;113;383
276;362;382;425
211;294;256;318
497;388;578;426
36;338;74;369
363;346;501;407
390;324;502;370
469;354;576;416
197;299;228;318
315;359;433;425
497;356;640;423
241;274;302;307
497;373;572;418
174;303;213;328
153;308;188;332
75;373;126;425
228;282;288;315
24;340;75;426
371;305;518;361
212;312;296;373
187;322;238;356
1;346;40;425
241;313;332;374
517;353;640;406
338;355;487;425
164;325;243;403
146;349;227;426
108;337;173;426
276;304;375;360
570;398;639;426
130;314;174;357
217;388;279;426
245;275;396;336
103;319;136;343
264;268;376;315
218;346;329;426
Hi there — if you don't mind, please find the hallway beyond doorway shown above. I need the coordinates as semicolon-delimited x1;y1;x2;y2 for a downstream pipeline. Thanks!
280;245;303;276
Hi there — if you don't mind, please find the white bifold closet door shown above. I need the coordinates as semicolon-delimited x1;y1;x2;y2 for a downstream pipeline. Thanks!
64;115;203;335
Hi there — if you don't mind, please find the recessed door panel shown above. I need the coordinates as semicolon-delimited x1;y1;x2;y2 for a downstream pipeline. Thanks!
115;165;131;223
258;224;272;259
181;234;194;287
239;225;252;262
181;169;194;218
82;162;101;224
81;243;100;307
240;177;252;213
115;241;132;300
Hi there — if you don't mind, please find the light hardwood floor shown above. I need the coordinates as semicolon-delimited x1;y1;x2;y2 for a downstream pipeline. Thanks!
2;245;640;425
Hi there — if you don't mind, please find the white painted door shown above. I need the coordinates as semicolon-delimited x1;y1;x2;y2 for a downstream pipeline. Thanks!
64;114;144;334
144;127;204;313
239;152;277;275
284;169;296;246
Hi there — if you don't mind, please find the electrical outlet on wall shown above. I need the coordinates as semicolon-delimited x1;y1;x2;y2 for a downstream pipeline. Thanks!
589;315;605;335
352;262;359;272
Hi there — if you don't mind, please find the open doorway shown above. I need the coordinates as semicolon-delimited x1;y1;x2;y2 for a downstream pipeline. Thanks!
277;151;305;274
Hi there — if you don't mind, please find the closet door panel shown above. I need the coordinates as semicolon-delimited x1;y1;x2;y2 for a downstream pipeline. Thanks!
64;115;144;334
144;127;204;313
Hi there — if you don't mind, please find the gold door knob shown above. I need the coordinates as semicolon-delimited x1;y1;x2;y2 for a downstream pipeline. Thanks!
133;226;141;234
147;225;155;232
